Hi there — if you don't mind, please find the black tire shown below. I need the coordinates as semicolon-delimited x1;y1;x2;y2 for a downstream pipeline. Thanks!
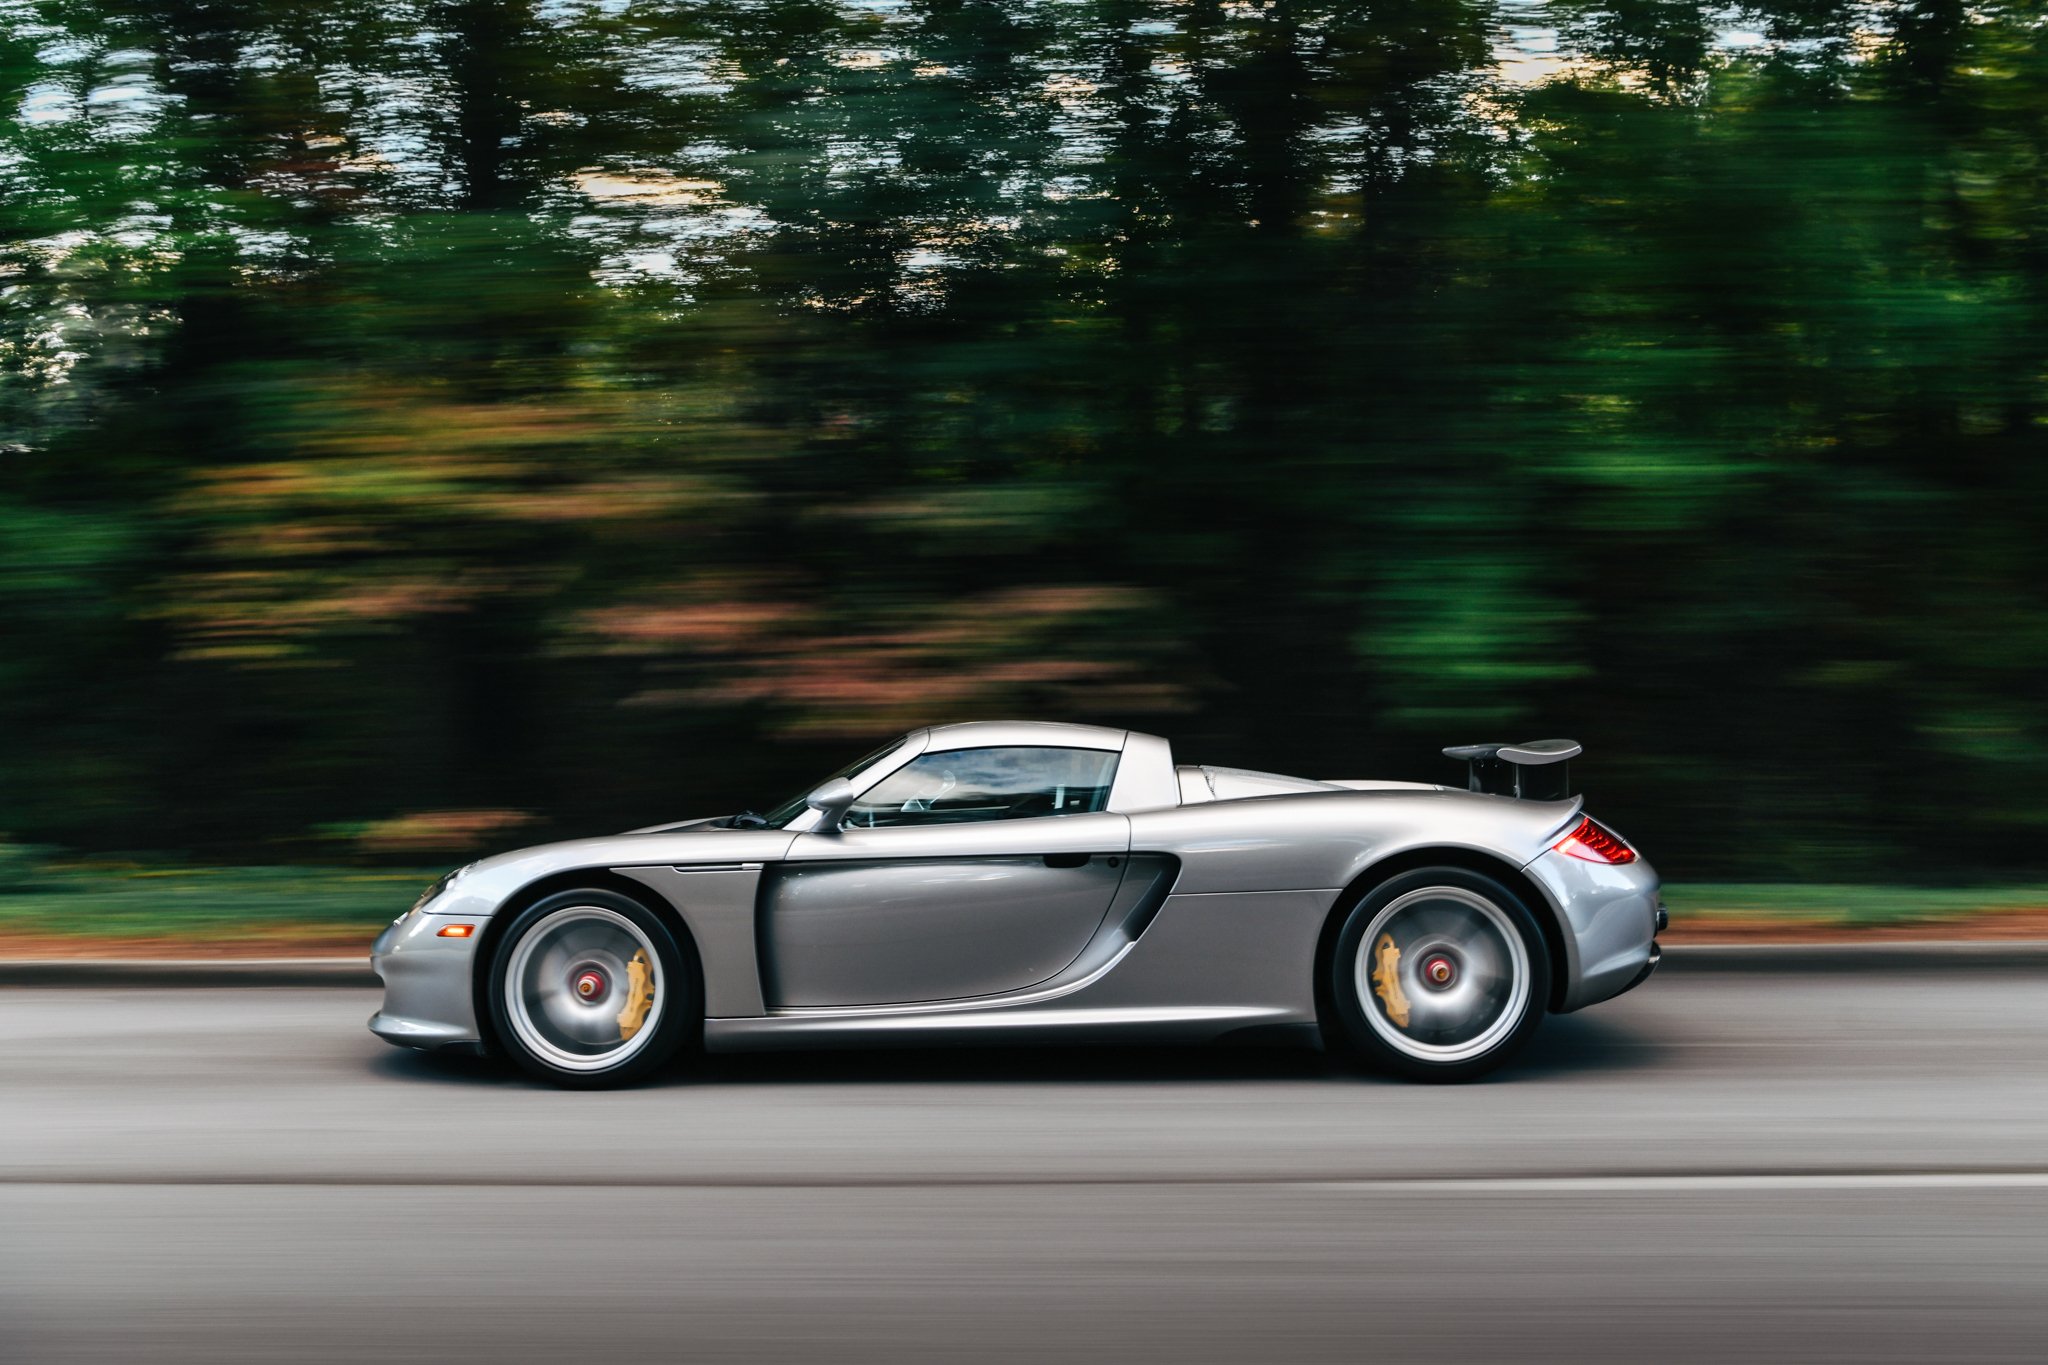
486;888;696;1089
1326;867;1550;1083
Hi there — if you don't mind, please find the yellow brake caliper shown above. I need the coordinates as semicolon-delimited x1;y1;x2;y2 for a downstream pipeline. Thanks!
617;949;656;1041
1371;933;1411;1030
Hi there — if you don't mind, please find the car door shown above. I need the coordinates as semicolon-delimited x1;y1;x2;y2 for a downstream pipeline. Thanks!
761;746;1132;1008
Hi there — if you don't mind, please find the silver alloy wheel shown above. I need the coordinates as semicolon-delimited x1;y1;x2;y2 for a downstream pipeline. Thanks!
504;904;664;1073
1353;885;1530;1064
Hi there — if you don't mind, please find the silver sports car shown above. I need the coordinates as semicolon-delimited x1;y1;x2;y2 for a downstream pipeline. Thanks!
371;721;1663;1086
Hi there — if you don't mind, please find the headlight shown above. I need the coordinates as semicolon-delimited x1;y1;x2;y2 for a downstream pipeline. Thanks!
409;862;477;915
410;874;453;915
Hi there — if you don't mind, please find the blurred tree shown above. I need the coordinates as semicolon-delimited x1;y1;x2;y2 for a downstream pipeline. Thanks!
1;0;2045;877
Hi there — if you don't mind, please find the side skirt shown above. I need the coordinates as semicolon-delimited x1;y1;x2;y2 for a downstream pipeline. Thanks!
703;1004;1306;1052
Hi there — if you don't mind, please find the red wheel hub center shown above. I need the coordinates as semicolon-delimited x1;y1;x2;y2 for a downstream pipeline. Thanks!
1423;955;1456;987
574;970;607;1001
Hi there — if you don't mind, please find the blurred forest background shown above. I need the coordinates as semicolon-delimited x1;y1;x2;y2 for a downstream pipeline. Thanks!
4;0;2047;884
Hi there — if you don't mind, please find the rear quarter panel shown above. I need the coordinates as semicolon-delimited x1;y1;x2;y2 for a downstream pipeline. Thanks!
1127;789;1582;894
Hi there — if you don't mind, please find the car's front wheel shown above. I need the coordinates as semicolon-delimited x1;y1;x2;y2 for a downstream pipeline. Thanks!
487;889;695;1088
1327;868;1549;1082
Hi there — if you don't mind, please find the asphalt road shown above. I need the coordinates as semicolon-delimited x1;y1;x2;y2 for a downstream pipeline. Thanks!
5;960;2048;1363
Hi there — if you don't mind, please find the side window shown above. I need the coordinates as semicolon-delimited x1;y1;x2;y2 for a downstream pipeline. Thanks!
845;747;1120;828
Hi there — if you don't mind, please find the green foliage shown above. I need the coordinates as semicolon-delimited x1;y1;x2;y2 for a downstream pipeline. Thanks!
1661;884;2048;927
2;0;2046;878
0;863;433;941
0;842;57;892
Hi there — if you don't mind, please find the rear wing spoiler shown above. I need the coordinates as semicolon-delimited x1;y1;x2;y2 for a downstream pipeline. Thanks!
1443;739;1581;801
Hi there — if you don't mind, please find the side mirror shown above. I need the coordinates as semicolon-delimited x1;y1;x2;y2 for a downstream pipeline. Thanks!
804;778;860;828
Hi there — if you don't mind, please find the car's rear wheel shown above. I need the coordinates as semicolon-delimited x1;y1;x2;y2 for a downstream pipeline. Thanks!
487;889;695;1088
1327;867;1549;1082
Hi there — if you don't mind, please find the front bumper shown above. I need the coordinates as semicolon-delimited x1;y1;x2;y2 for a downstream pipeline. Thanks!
1523;848;1663;1012
368;909;486;1052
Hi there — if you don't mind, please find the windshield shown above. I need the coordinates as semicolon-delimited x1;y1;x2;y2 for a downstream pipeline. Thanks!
758;736;910;828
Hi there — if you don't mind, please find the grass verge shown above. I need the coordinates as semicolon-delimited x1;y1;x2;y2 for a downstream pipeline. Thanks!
1661;883;2048;928
0;865;433;954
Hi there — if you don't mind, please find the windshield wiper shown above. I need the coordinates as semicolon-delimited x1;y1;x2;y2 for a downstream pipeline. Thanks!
727;810;770;829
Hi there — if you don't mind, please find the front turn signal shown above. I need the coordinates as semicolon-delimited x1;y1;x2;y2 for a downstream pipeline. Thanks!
1553;816;1637;865
436;923;476;938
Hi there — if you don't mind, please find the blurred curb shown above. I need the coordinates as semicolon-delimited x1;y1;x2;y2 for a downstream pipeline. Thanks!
0;958;376;988
1660;941;2048;973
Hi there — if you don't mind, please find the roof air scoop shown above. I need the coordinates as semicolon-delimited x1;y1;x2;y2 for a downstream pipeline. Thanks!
1442;739;1582;801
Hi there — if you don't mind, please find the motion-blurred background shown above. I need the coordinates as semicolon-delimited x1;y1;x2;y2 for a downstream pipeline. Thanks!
4;0;2045;936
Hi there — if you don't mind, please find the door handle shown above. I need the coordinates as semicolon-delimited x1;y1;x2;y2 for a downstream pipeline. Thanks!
1041;852;1091;869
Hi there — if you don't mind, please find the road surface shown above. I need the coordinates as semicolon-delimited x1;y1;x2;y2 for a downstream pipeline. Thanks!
5;958;2047;1362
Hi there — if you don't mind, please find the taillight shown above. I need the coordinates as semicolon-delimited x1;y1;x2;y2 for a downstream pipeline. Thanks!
1553;816;1636;864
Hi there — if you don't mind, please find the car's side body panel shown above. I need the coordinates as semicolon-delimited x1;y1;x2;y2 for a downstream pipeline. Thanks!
704;886;1329;1051
1125;789;1582;896
1064;888;1329;1024
763;812;1132;1008
613;864;771;1017
762;854;1126;1008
